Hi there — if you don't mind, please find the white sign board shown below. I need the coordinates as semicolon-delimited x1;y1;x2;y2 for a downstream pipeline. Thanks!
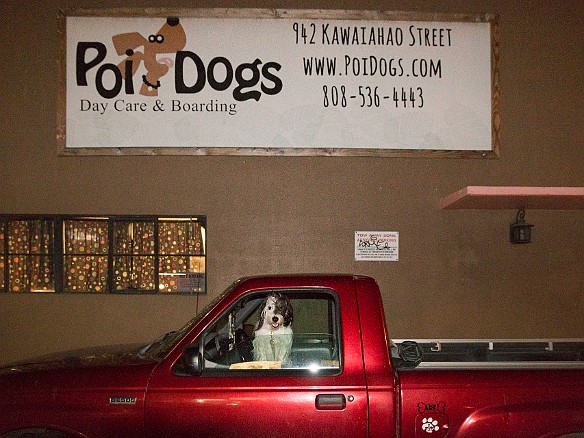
58;9;499;157
355;231;399;261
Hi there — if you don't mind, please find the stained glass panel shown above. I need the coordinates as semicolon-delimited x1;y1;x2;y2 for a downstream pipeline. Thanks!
7;219;54;292
112;221;156;292
159;220;205;255
63;219;109;293
112;255;155;291
113;221;155;254
158;220;205;293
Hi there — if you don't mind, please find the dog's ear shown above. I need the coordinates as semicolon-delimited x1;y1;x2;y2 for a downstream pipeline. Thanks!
281;295;293;327
112;32;148;56
155;19;187;52
254;296;268;331
167;17;180;27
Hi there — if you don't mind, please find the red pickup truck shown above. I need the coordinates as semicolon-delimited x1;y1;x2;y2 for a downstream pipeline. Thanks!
2;275;584;437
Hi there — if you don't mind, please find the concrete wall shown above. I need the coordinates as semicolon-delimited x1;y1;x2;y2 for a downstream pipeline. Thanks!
1;0;582;365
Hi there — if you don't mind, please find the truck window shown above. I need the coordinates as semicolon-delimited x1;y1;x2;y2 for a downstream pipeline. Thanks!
199;290;341;374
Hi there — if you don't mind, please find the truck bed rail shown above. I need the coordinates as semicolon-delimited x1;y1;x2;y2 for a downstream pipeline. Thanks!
392;339;584;370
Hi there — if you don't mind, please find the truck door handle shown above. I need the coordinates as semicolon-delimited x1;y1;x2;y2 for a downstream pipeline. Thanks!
315;394;346;410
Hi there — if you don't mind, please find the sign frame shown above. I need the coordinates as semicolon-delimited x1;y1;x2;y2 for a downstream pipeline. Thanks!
57;8;500;158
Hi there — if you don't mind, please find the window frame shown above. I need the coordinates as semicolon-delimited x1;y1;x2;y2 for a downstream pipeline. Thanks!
190;288;343;377
0;214;206;295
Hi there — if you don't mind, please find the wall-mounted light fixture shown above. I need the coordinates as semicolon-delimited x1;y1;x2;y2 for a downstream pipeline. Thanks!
509;208;533;244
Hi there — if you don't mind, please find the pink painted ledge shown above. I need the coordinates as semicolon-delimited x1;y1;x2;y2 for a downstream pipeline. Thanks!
439;186;584;210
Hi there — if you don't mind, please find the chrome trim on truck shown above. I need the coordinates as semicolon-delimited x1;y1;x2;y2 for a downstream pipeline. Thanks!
415;361;584;370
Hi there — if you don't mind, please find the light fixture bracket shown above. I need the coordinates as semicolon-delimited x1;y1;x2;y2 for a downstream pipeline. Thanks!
509;208;533;244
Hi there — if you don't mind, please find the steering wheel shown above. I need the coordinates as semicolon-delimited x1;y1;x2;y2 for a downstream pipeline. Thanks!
235;328;254;362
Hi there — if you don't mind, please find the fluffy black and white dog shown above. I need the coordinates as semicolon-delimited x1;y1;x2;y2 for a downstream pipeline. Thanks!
252;293;293;364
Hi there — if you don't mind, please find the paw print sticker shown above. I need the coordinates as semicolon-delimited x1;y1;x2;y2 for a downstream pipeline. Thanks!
416;403;448;438
421;417;440;433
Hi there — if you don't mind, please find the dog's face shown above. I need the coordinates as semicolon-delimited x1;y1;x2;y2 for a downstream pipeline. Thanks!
113;17;186;57
144;17;187;56
112;17;187;95
259;293;293;331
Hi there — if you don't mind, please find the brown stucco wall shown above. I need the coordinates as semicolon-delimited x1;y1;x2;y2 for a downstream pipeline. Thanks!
1;0;583;365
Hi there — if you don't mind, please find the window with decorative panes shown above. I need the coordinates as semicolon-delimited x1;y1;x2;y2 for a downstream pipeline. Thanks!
0;216;206;294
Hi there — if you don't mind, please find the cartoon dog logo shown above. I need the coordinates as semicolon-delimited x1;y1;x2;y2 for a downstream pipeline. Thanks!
112;17;186;96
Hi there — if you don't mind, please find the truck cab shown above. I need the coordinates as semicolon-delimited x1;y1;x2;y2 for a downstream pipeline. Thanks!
143;275;389;437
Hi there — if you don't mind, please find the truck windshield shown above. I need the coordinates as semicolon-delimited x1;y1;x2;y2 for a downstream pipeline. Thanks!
142;281;238;360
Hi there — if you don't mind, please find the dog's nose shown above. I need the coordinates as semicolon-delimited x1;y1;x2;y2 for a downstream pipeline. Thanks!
272;316;279;323
167;17;180;27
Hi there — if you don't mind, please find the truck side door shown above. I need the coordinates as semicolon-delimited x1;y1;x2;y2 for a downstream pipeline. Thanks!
144;288;368;437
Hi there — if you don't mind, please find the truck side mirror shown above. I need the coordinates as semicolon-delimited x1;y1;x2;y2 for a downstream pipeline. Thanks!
173;343;203;376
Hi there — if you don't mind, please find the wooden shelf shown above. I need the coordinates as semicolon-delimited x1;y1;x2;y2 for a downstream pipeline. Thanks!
440;186;584;210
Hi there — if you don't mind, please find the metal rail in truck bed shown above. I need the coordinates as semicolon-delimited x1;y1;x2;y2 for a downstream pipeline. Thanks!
392;339;584;370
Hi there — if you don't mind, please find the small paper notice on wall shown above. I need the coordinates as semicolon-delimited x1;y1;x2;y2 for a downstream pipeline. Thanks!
176;272;206;293
355;231;399;261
